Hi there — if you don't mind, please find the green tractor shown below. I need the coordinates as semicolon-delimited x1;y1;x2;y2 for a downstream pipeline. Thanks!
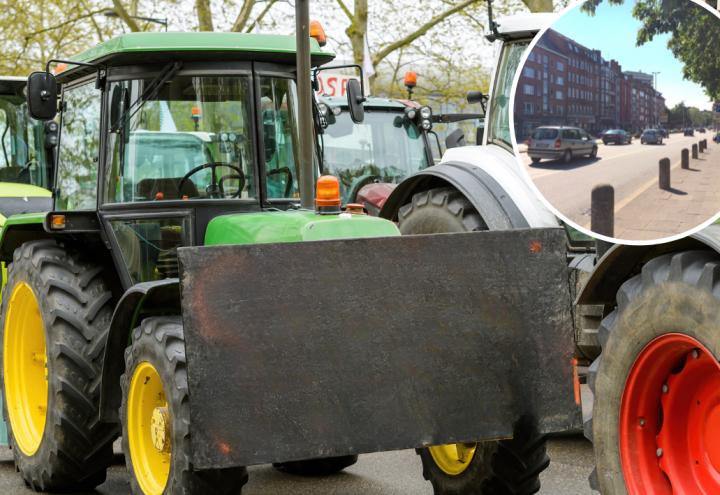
0;77;54;225
0;4;581;495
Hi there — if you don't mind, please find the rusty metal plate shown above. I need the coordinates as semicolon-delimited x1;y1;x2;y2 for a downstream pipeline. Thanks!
178;228;579;469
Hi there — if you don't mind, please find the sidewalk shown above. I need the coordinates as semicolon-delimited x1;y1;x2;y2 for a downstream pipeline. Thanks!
611;140;720;240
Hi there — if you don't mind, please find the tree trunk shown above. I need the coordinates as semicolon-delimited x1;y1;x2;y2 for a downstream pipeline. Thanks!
346;0;368;66
111;0;141;32
522;0;554;12
196;0;214;31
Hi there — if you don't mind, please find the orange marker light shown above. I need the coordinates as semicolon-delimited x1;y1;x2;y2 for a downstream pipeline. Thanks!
50;214;66;229
310;20;327;47
315;175;341;208
404;71;418;89
191;106;202;117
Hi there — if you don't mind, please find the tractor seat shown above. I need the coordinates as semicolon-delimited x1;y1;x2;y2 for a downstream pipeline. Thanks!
136;178;199;201
0;166;24;182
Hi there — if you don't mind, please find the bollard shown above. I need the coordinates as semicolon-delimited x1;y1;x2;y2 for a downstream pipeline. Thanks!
704;139;708;150
700;140;705;152
591;184;614;238
659;158;671;190
682;148;689;169
693;143;699;159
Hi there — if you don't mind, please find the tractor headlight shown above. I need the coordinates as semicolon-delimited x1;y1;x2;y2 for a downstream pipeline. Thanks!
404;108;417;121
421;119;432;131
420;106;432;120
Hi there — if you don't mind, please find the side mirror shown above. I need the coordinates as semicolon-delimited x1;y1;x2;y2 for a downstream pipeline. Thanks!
346;79;365;124
27;72;58;121
466;91;485;104
445;128;466;149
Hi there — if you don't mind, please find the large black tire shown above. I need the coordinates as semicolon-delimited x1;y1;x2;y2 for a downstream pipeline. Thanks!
273;455;359;476
120;316;249;495
586;250;720;493
0;240;118;491
398;187;486;234
417;418;549;495
398;188;548;494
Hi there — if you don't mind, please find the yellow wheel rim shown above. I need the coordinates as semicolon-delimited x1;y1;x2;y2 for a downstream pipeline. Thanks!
128;362;171;495
3;282;48;456
428;443;477;476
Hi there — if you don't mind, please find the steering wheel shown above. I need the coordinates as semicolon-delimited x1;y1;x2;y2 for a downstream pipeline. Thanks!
178;162;244;199
266;167;294;198
219;173;247;198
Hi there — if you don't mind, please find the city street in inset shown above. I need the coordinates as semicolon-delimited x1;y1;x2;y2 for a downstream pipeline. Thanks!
521;133;720;240
512;0;720;241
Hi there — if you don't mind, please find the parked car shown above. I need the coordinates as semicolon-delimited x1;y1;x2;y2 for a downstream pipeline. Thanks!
714;132;720;143
658;128;669;138
684;128;695;136
601;129;632;145
698;127;707;133
640;129;663;145
527;126;598;164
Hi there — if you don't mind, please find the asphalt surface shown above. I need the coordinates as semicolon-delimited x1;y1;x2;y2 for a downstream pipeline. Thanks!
0;437;595;494
522;132;714;227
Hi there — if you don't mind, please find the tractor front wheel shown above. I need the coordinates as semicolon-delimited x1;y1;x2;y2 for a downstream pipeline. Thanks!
121;316;249;495
588;250;720;494
0;240;117;491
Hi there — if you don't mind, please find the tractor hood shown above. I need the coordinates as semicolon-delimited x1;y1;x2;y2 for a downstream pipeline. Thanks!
204;210;400;246
0;184;52;227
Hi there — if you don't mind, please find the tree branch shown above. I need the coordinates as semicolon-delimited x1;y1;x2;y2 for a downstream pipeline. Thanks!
245;0;280;32
371;0;481;67
196;0;214;31
231;0;255;32
24;9;109;40
110;0;141;32
335;0;354;21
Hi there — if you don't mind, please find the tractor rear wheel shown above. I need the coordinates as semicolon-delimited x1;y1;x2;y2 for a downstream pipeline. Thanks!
398;187;486;234
0;240;117;491
587;250;720;494
400;187;548;494
273;455;359;476
121;316;249;495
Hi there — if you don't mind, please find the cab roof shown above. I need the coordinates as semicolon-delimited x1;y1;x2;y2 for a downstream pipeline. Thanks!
495;14;557;39
61;32;334;81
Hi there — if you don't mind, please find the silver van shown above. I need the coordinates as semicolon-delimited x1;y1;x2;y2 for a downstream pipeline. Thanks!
528;126;598;164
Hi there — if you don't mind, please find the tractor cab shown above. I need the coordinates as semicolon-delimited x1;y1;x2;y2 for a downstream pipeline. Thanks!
317;95;433;207
0;77;53;222
22;32;391;288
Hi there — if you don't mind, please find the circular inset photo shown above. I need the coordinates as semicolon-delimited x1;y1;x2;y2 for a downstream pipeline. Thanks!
511;0;720;243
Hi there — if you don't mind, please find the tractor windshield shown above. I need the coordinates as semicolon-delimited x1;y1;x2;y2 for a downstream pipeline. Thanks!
0;93;51;189
105;76;256;203
487;40;529;149
321;110;429;204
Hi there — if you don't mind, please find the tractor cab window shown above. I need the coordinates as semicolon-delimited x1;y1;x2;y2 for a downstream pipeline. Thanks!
487;40;529;150
260;77;301;200
321;109;429;204
0;94;50;188
56;82;102;210
105;76;255;203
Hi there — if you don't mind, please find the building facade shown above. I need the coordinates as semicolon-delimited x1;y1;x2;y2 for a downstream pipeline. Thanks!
514;29;665;140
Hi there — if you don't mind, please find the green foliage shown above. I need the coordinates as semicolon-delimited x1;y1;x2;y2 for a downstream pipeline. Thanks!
666;101;714;128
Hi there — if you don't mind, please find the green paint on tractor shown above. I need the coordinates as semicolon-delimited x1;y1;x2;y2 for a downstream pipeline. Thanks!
205;210;400;246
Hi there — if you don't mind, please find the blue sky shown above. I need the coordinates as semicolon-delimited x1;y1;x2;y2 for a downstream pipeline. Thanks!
552;0;712;110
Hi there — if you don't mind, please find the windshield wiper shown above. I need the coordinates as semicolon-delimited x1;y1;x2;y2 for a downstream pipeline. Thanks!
111;61;183;132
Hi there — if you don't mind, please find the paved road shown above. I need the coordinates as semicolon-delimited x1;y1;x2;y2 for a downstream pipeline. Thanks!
522;132;713;228
0;437;595;494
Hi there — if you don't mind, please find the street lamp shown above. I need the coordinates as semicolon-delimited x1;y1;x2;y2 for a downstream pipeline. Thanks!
104;10;168;31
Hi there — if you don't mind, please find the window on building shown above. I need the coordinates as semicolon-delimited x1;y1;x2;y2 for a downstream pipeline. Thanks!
556;90;564;100
523;67;535;78
556;76;564;85
524;102;533;114
556;61;564;71
524;84;535;95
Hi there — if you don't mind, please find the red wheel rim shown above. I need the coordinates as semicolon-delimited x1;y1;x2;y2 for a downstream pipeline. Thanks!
620;333;720;494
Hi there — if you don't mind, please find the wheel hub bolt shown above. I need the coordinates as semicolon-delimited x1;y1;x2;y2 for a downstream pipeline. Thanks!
639;418;646;427
657;448;663;458
662;384;669;393
692;349;700;359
